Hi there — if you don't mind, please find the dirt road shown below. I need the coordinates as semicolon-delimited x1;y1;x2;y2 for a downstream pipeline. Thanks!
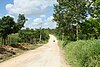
0;35;68;67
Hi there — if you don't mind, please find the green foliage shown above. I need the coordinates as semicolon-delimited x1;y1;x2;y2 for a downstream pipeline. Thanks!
0;16;15;37
0;14;27;45
0;16;15;45
64;40;100;67
41;29;49;41
53;0;90;40
18;28;49;44
79;17;100;39
53;0;100;41
13;14;27;33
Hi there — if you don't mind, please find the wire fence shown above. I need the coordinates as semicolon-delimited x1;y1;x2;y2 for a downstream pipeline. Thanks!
0;37;18;45
0;37;40;46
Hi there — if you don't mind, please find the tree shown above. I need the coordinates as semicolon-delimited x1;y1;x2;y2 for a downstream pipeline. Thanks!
13;14;27;33
0;14;27;45
88;0;100;18
0;16;15;45
17;14;27;29
78;0;100;39
53;0;96;40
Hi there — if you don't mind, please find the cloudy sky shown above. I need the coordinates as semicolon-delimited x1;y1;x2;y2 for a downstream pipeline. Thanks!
0;0;57;29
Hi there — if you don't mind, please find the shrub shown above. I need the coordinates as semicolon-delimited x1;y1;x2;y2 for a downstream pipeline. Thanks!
64;39;100;67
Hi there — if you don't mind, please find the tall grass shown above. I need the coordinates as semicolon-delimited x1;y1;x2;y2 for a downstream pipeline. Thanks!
64;39;100;67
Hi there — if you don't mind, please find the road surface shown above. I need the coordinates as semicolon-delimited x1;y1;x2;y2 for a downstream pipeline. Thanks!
0;35;68;67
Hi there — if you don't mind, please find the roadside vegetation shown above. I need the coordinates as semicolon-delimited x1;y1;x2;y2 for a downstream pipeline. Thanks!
53;0;100;67
64;40;100;67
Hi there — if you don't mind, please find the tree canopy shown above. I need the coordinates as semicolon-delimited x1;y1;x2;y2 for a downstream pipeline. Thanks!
0;14;27;45
53;0;100;40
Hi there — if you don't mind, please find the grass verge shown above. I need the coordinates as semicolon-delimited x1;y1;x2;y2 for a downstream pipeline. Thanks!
64;39;100;67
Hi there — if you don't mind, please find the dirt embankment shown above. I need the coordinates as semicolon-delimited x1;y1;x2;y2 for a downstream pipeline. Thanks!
0;44;40;63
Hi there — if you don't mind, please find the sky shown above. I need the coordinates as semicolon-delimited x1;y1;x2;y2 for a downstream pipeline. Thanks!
0;0;57;29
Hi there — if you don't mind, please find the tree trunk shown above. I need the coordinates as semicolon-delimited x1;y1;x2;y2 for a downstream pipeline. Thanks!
2;37;3;45
3;36;7;45
4;38;6;45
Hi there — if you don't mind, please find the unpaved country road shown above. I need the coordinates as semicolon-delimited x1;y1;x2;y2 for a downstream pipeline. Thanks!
0;35;69;67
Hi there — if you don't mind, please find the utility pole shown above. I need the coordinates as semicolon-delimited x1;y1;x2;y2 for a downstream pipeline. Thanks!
39;27;41;42
39;23;42;42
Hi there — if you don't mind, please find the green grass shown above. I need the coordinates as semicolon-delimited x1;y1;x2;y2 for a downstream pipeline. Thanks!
63;39;100;67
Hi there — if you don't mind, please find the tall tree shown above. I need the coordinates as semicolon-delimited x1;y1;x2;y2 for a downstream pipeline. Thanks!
17;14;27;29
53;0;92;40
13;14;27;33
0;16;15;45
0;14;27;45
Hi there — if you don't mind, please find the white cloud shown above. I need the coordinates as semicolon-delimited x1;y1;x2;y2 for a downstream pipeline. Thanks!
40;15;46;18
32;18;42;25
25;18;42;29
24;16;57;29
6;0;57;15
42;16;57;29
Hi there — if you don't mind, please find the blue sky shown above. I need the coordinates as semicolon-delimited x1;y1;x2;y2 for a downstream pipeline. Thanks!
0;0;57;29
0;0;12;16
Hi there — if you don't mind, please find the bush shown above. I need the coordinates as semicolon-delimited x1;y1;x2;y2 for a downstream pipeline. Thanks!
64;39;100;67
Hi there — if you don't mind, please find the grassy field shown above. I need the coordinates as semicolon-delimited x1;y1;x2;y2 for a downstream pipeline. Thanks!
61;39;100;67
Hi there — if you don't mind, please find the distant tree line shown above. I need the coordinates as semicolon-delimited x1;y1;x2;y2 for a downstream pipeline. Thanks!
18;28;49;44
